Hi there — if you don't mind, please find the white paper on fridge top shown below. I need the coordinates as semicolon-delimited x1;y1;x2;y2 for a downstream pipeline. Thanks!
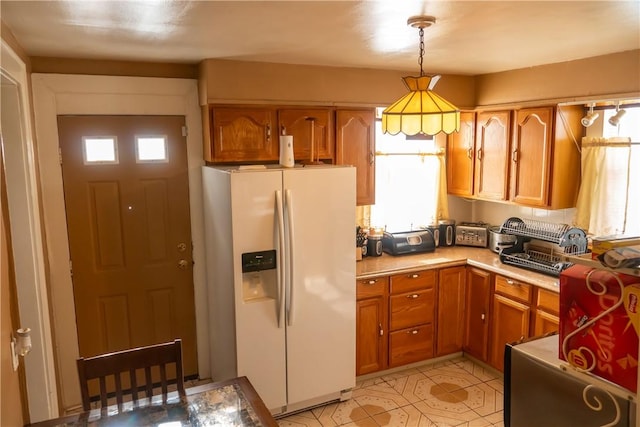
279;135;294;167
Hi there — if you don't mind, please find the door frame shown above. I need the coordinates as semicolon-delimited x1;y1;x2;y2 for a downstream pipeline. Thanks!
1;41;58;422
31;73;207;413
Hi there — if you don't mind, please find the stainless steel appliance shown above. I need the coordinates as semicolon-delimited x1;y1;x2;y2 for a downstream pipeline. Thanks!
382;230;436;255
438;219;455;246
454;222;489;247
505;334;635;427
488;225;518;253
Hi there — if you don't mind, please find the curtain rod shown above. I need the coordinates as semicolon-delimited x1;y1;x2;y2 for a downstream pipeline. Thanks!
581;141;640;147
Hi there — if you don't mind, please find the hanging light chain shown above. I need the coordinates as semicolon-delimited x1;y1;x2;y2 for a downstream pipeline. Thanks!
418;27;425;76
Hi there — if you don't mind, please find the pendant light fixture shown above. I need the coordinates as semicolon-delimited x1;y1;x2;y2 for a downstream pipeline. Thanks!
382;16;460;136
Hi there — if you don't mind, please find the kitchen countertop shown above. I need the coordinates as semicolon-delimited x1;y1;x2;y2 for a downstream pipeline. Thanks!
356;246;559;292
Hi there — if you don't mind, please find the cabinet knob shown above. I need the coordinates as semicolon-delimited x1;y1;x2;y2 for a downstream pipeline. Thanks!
379;324;383;336
481;313;486;321
266;124;271;141
408;329;419;335
407;294;420;299
366;280;377;285
409;273;419;279
506;279;518;286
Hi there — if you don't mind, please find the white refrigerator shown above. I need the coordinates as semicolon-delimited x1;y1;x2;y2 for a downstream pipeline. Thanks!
202;164;356;415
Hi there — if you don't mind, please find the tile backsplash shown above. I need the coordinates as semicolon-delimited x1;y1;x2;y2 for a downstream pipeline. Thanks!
459;199;577;228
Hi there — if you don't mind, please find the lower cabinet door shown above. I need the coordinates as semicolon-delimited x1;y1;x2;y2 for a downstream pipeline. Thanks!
356;296;386;375
389;324;433;367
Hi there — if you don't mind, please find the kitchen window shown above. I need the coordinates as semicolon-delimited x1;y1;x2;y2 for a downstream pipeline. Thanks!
574;104;640;237
370;108;448;232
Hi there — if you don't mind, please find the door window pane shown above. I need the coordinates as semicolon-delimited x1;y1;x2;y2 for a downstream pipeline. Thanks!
83;137;118;164
136;136;168;162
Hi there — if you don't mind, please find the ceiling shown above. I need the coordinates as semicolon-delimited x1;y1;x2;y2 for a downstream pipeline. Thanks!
2;1;639;76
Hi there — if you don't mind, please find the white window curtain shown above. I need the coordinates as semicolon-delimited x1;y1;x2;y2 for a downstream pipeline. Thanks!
574;137;640;236
371;150;448;232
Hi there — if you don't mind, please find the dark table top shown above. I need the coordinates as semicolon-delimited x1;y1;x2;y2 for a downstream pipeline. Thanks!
28;376;278;427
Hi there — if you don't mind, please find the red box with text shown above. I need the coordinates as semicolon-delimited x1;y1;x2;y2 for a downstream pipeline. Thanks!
559;264;639;393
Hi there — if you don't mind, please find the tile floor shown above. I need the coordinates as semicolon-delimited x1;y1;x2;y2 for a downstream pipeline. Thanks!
276;356;504;427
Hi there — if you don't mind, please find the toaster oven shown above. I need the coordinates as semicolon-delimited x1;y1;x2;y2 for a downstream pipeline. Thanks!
455;222;489;247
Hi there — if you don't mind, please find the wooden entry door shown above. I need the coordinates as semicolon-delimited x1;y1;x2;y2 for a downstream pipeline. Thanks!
57;115;197;378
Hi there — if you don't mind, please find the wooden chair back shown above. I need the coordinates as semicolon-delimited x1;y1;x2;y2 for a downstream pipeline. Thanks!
76;339;185;411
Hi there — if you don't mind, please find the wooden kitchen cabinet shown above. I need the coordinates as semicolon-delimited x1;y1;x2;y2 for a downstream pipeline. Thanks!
388;270;435;367
446;111;476;197
436;266;466;356
489;275;532;371
510;105;583;209
463;267;492;362
532;287;559;336
278;108;334;163
335;109;375;206
474;110;511;201
355;277;388;375
207;106;278;163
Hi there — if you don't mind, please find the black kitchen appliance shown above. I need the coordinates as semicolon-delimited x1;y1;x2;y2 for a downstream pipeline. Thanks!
438;219;455;246
382;230;436;255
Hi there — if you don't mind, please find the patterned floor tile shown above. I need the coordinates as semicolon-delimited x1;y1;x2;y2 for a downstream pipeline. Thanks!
277;409;324;427
461;382;503;416
484;378;503;394
422;366;484;389
383;371;432;403
352;383;411;416
280;356;504;427
412;400;482;427
372;404;437;426
311;398;369;426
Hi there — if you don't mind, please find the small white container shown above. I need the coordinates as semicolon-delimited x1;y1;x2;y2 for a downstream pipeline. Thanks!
279;135;294;167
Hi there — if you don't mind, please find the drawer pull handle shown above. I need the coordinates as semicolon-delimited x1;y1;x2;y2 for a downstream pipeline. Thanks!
407;294;420;299
367;280;377;285
408;329;419;335
506;279;517;286
481;313;486;321
409;274;419;279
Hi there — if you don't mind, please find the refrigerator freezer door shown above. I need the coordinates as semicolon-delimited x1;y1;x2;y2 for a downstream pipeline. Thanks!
230;170;287;410
283;167;356;406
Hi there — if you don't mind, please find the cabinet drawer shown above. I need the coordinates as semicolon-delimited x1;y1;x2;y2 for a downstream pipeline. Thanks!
536;288;559;315
495;275;532;303
356;277;388;299
389;324;434;367
390;270;436;294
389;288;434;331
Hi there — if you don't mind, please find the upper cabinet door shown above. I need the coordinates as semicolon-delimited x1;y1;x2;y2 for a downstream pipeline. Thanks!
209;107;278;163
278;108;334;162
510;107;553;206
335;109;375;206
474;111;511;201
446;111;476;197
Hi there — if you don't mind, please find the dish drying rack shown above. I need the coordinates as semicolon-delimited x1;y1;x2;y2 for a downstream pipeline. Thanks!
499;217;588;276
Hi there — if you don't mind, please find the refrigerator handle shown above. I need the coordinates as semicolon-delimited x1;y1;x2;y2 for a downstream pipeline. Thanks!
275;190;286;328
285;188;295;326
